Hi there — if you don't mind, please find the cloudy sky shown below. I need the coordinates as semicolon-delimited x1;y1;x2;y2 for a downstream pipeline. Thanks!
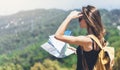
0;0;120;15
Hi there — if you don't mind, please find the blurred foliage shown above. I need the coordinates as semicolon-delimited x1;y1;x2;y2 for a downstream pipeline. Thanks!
0;63;23;70
31;59;75;70
0;8;120;70
113;48;120;70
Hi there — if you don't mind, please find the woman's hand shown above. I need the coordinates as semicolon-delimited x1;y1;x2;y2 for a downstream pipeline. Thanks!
67;11;83;20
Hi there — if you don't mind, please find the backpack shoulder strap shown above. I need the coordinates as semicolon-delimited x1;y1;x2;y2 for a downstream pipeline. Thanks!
88;34;103;49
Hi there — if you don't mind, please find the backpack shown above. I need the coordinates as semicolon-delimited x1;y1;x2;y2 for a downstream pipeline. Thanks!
88;35;115;70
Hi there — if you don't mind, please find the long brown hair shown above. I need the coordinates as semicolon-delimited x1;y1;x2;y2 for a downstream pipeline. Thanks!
82;5;106;46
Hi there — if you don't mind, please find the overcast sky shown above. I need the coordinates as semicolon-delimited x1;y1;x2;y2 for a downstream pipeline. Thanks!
0;0;120;15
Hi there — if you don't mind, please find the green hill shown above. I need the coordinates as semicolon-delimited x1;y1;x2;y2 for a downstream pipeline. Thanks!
0;8;120;70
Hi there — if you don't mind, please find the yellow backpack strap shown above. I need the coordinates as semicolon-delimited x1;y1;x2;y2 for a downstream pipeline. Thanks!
88;34;103;49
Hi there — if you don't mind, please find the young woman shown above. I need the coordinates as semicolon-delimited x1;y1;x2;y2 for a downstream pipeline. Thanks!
54;5;106;70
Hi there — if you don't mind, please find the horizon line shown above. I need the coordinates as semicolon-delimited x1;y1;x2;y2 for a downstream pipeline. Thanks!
0;7;120;16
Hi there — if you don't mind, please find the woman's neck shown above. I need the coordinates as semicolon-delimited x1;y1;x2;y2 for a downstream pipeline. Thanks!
87;28;94;35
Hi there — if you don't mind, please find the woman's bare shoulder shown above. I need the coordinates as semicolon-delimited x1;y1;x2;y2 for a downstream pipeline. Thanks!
77;35;92;43
77;35;93;51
